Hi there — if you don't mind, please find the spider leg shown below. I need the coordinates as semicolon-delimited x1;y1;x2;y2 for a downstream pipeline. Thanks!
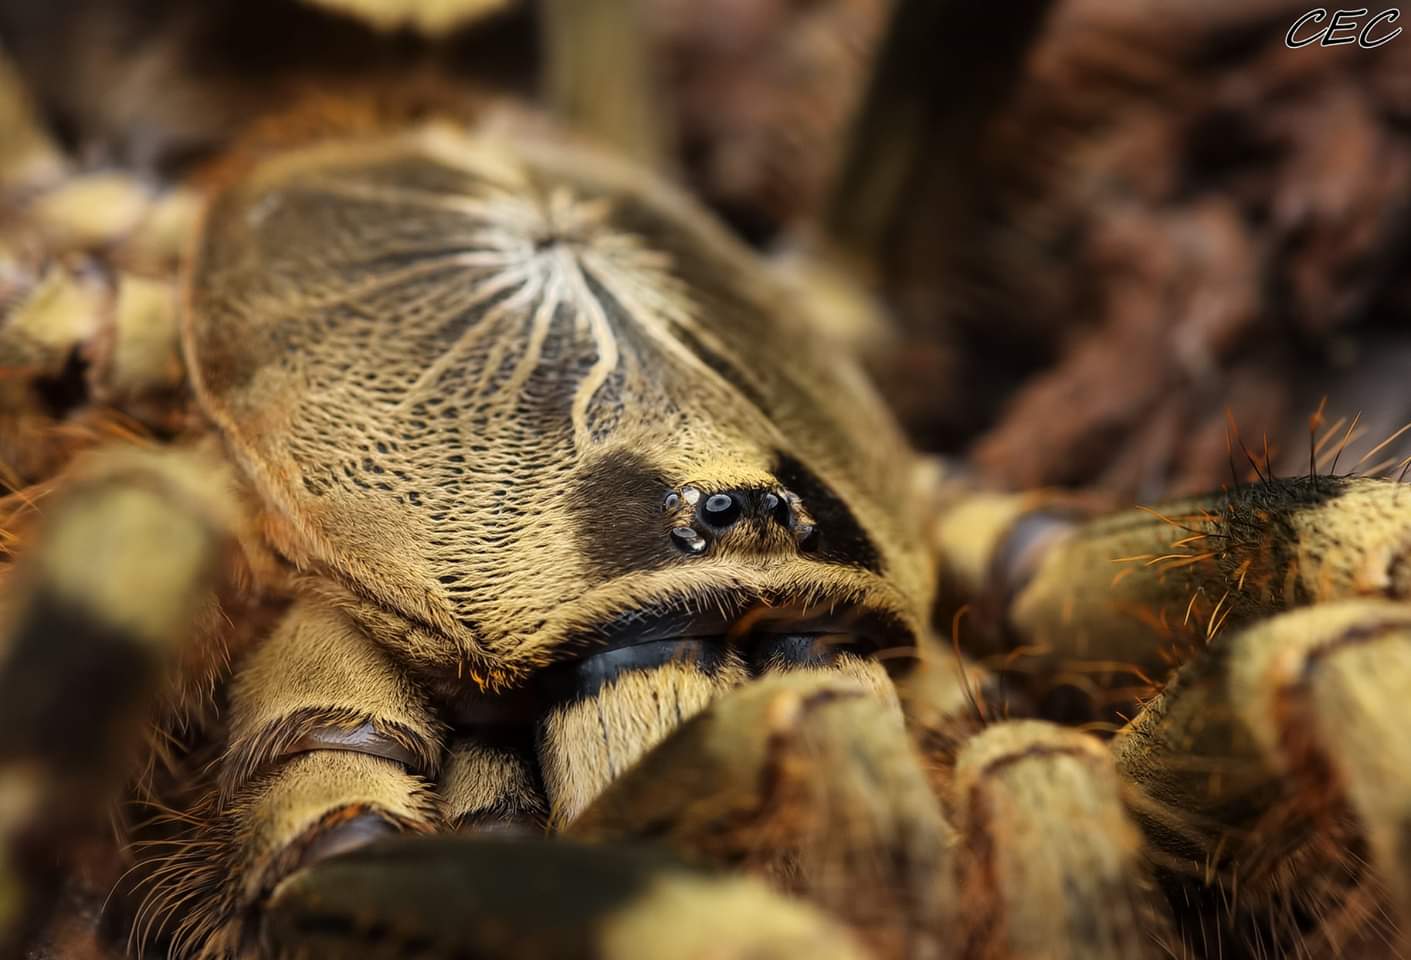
898;647;1178;957
540;0;666;169
565;669;951;958
438;737;545;833
134;598;447;959
896;647;999;797
947;720;1177;960
1;46;196;489
535;649;750;830
262;833;867;960
934;476;1411;719
1115;599;1411;955
0;447;234;953
823;0;1058;273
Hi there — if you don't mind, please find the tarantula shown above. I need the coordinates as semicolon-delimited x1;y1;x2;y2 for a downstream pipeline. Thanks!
2;1;1411;958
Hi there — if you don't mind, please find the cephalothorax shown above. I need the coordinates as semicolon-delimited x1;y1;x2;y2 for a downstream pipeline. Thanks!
186;124;931;695
3;2;1411;959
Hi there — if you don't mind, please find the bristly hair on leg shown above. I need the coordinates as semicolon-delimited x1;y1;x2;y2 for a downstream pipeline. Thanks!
1308;396;1327;480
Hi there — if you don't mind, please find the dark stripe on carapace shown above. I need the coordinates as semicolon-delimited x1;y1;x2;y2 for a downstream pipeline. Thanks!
772;451;883;573
567;448;677;581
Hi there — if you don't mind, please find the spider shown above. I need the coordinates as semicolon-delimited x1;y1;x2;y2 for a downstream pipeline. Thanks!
2;1;1410;958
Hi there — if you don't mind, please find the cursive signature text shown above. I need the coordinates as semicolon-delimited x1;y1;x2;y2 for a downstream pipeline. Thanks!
1286;7;1402;47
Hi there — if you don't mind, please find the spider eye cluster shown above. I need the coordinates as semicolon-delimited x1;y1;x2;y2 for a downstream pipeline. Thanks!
662;484;809;556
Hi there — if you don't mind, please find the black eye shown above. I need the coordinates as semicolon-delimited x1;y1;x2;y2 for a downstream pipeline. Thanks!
760;491;790;527
700;492;741;528
670;526;707;554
